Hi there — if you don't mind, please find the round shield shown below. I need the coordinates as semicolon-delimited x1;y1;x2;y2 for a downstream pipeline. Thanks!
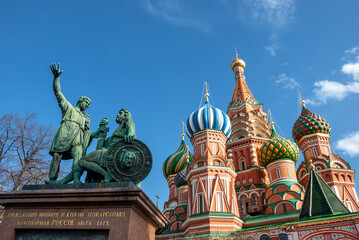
105;139;152;184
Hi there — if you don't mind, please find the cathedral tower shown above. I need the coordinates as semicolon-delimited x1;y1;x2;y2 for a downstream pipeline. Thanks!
293;101;359;212
226;54;271;216
162;134;193;220
184;91;242;236
259;123;304;215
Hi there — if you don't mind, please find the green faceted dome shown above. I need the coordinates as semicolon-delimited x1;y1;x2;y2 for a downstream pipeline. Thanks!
162;135;193;179
259;125;299;168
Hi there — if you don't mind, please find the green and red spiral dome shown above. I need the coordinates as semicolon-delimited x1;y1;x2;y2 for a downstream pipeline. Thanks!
292;105;331;143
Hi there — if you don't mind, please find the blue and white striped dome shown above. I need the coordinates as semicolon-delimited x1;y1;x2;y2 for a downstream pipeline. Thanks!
186;99;231;138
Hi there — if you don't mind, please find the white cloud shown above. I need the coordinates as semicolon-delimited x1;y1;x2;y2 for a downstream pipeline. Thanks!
304;80;359;106
238;0;296;30
274;73;299;89
344;47;359;55
336;131;359;157
237;0;296;57
143;0;211;33
305;47;359;106
265;41;281;57
342;62;359;80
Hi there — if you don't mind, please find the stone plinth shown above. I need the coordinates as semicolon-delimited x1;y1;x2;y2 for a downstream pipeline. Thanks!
0;183;168;240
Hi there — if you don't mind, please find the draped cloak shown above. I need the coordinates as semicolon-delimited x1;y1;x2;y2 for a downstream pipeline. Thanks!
49;92;92;159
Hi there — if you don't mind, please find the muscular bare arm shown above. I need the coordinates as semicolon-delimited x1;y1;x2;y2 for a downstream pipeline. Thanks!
49;63;68;111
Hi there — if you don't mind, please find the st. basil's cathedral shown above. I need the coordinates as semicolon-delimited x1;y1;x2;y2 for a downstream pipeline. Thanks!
156;55;359;240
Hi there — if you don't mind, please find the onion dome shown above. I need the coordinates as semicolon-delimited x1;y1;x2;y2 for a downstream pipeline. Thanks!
162;134;193;179
174;168;188;188
292;101;331;143
186;93;231;138
231;53;246;69
259;123;299;168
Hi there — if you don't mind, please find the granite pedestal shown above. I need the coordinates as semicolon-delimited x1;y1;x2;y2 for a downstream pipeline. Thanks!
0;182;168;240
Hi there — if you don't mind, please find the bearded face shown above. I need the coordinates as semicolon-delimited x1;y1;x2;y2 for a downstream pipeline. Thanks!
116;109;130;124
122;152;136;169
76;97;91;111
79;100;90;111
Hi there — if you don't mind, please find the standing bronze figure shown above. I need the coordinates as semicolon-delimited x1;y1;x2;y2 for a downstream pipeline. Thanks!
46;63;95;184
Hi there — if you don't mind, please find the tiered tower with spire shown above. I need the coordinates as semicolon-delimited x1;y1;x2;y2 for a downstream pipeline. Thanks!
157;54;359;240
162;133;193;235
184;91;241;236
293;101;359;212
226;54;271;216
258;123;304;215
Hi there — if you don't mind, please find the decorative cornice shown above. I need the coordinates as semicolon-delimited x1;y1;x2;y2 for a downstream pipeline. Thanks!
297;133;330;145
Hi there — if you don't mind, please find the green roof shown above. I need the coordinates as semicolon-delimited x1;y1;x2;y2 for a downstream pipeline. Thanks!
299;169;350;219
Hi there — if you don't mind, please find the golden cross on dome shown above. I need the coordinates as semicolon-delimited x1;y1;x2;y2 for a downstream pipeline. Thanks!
181;121;185;140
268;108;273;127
297;87;305;107
204;81;209;101
234;47;239;59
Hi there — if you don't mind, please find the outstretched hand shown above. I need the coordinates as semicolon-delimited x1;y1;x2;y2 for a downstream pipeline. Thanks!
49;63;63;78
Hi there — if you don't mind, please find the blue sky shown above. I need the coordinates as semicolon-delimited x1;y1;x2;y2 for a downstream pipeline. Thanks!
1;0;359;208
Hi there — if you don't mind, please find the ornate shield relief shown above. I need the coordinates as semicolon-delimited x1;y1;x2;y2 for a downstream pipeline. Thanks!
106;139;152;184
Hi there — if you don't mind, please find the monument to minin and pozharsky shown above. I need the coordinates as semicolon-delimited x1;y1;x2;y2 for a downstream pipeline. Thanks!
0;63;168;240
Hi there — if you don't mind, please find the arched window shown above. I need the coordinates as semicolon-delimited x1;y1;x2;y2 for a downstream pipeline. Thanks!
239;195;249;216
282;204;287;212
198;194;204;213
241;160;246;170
260;234;270;240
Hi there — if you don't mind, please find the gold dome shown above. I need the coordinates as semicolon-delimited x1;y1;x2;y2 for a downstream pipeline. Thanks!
231;54;246;69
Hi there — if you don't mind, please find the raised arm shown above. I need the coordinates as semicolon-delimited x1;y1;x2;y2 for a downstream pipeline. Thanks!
50;63;68;110
50;63;63;95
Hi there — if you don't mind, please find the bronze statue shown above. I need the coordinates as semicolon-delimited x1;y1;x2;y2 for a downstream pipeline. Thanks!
49;109;144;184
45;64;151;185
79;109;136;182
46;63;97;184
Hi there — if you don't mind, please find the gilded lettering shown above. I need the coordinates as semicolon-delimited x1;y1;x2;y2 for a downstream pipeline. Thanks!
51;220;75;226
87;211;125;218
97;220;110;226
77;220;92;226
66;212;84;217
39;212;59;218
8;212;37;218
